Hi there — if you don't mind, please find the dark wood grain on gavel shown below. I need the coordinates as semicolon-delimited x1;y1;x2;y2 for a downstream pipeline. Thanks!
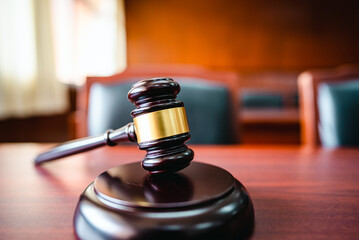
34;123;136;165
35;77;194;173
128;78;194;173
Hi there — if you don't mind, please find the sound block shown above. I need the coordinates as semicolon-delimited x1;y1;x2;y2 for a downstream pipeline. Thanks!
73;162;254;240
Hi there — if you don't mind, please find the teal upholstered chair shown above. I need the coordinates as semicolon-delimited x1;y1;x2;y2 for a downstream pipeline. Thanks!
317;80;359;147
87;81;135;137
77;65;239;144
298;65;359;147
241;91;283;109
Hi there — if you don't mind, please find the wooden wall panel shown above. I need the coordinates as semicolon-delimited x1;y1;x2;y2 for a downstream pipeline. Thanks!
125;0;359;70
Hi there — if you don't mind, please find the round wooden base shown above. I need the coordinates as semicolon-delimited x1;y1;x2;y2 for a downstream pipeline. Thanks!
73;162;254;240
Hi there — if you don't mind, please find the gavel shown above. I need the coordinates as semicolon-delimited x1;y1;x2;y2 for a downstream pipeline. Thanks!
35;77;194;173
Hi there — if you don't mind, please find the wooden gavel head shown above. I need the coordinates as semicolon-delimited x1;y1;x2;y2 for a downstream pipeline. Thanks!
34;77;194;173
128;77;194;173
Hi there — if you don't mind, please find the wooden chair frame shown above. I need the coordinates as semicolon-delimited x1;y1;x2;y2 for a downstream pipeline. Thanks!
298;64;359;147
75;64;240;142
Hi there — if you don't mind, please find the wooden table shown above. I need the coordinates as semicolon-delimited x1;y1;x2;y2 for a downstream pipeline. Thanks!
239;108;300;145
1;143;358;239
240;108;299;124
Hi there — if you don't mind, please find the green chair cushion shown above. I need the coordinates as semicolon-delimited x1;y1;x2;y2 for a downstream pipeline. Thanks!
88;78;236;144
241;92;283;108
318;80;359;147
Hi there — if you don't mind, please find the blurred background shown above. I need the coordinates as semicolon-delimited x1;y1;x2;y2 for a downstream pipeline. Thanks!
1;0;359;145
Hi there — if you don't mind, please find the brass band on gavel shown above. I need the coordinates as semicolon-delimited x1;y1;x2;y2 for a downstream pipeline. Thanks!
133;107;190;143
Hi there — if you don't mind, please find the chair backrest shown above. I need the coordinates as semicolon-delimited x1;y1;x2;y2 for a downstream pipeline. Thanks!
317;80;359;147
76;65;240;144
298;65;359;147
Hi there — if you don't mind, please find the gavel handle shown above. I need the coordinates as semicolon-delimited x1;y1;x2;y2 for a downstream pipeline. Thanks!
34;123;136;166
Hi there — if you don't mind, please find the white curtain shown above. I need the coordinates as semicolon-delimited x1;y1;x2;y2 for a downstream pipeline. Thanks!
51;0;127;86
0;0;127;119
0;0;68;119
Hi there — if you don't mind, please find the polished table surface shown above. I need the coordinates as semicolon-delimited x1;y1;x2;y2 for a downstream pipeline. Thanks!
0;143;358;240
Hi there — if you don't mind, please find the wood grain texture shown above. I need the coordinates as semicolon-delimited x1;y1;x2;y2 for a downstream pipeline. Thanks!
239;108;300;145
125;0;359;70
0;143;358;239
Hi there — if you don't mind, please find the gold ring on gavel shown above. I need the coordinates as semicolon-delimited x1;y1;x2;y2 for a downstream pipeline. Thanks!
133;107;190;143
